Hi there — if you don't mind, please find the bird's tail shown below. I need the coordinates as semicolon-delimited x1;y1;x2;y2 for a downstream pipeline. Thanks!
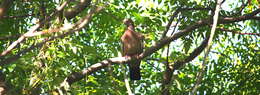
129;65;141;80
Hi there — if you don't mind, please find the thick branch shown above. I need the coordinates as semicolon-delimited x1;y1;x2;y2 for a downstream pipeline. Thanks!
219;9;260;23
57;9;260;88
62;57;129;85
0;6;104;65
172;37;209;70
218;28;260;36
139;8;260;59
64;0;92;19
160;36;209;95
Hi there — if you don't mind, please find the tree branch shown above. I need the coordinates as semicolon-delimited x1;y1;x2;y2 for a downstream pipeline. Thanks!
218;28;260;36
0;0;71;57
139;8;260;60
228;0;248;16
192;0;222;93
160;7;212;39
1;4;259;94
0;6;104;65
58;57;130;92
64;0;92;19
161;36;210;95
161;15;181;95
52;8;260;94
160;8;180;39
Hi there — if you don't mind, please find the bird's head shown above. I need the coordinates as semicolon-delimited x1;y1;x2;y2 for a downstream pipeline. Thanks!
123;19;134;26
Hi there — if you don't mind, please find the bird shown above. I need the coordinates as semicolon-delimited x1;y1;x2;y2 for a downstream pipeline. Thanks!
121;19;144;80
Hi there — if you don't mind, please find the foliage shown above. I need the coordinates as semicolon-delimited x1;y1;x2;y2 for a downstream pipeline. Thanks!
0;0;259;94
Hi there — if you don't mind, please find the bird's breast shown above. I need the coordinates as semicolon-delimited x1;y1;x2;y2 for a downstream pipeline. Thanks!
121;31;143;55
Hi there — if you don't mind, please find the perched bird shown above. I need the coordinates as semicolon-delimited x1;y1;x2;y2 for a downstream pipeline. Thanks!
121;19;144;80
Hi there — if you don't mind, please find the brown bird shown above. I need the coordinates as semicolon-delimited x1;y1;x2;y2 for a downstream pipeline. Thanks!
121;19;144;80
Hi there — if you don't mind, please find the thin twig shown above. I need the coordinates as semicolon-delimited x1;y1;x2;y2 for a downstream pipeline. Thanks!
160;8;180;40
229;0;248;16
121;64;133;95
217;28;260;36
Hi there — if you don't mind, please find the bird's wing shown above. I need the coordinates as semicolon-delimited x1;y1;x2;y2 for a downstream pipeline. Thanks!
121;35;126;56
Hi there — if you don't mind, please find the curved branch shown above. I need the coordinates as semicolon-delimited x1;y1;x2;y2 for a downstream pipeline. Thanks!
57;57;136;93
0;0;71;57
56;9;260;89
161;15;181;95
192;0;222;93
172;37;209;70
0;6;104;65
62;57;128;85
160;36;210;95
64;0;92;19
1;6;259;93
139;8;260;60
